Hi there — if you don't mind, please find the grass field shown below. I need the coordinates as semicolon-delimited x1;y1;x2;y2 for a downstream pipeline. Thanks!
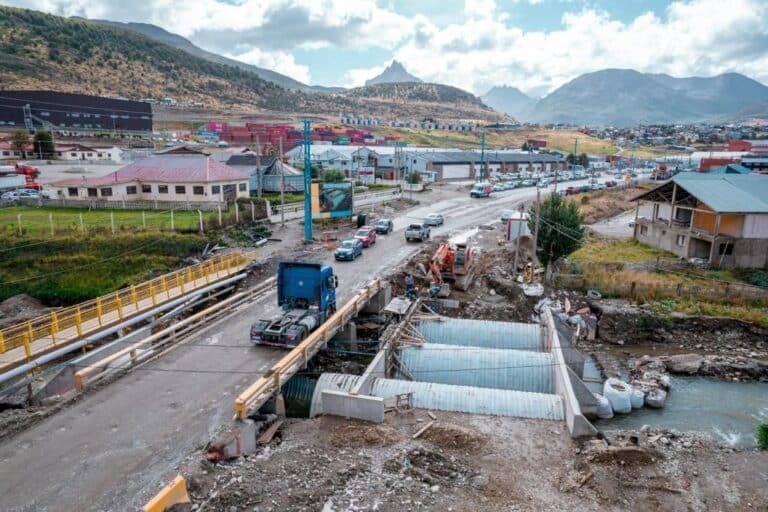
0;232;212;304
0;206;228;237
365;126;619;154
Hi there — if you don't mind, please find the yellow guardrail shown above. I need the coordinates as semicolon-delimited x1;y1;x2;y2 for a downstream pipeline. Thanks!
143;475;190;512
234;279;383;419
0;252;247;361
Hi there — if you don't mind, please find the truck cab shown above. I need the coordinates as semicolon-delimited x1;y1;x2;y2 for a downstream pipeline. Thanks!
251;262;338;348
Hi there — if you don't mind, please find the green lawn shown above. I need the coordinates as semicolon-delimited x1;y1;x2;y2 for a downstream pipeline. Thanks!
0;233;212;304
0;206;225;237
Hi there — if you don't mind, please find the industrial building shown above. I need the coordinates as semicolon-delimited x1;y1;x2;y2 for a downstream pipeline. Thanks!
0;90;153;135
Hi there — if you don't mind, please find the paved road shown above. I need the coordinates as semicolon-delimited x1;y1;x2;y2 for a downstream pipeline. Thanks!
589;203;652;239
0;179;600;511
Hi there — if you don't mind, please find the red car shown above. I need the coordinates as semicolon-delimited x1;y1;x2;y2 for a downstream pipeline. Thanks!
354;226;377;247
565;186;580;196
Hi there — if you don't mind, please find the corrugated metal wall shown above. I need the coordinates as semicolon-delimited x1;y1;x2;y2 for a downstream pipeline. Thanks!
371;378;563;421
399;344;553;393
309;373;563;421
416;319;542;352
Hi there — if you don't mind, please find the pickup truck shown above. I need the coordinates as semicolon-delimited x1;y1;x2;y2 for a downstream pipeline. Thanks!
405;223;430;242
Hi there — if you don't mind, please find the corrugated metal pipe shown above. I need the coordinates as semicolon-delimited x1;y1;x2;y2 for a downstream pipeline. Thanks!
415;318;542;351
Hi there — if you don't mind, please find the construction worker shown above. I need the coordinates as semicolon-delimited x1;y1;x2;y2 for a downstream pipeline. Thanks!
405;274;416;300
524;262;533;284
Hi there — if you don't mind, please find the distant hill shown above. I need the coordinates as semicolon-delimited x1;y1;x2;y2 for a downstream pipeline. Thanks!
80;18;329;92
527;69;768;126
343;82;506;121
365;61;422;86
481;86;536;120
0;6;505;122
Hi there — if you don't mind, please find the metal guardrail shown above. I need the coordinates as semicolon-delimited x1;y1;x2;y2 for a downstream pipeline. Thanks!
0;253;247;365
234;279;384;419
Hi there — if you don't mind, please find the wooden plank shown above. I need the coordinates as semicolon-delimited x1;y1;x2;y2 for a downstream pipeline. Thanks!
412;420;436;439
427;411;437;420
257;419;284;445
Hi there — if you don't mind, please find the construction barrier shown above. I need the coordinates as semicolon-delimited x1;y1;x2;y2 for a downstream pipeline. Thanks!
0;252;248;368
143;475;190;512
234;279;384;419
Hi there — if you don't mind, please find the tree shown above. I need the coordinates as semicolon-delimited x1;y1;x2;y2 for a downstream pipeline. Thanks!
322;169;345;183
521;142;533;152
407;170;422;184
10;129;30;156
33;131;55;158
528;192;584;266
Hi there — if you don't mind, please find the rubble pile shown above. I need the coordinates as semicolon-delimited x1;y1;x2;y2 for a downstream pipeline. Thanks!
634;353;768;383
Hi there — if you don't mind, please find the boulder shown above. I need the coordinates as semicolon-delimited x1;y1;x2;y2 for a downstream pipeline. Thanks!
664;354;704;374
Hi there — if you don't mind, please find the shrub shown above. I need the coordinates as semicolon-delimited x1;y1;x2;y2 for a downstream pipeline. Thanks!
758;423;768;450
580;195;590;205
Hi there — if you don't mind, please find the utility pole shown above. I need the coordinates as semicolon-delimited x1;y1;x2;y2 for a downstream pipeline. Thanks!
512;204;525;277
479;130;486;182
255;134;262;199
302;119;313;242
533;186;541;259
279;137;285;227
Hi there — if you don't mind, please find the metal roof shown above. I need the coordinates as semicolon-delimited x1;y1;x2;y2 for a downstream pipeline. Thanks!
309;373;563;421
50;155;246;186
416;318;542;351
673;174;768;213
415;151;563;165
399;344;553;394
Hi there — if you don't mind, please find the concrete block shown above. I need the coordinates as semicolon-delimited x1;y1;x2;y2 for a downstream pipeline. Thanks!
206;419;258;460
362;286;392;314
321;390;384;423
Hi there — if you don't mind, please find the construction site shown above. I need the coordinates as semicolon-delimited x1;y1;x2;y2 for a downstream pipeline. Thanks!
1;180;767;512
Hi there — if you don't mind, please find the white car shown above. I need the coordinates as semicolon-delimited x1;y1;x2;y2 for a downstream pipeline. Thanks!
424;213;445;226
1;190;20;201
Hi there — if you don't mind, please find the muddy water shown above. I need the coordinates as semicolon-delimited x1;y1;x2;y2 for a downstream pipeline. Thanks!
595;375;768;448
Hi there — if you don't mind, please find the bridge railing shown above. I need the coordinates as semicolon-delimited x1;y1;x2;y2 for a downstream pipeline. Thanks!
0;252;247;358
234;279;384;419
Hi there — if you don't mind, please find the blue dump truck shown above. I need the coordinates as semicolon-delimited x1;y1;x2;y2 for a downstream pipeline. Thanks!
250;262;338;348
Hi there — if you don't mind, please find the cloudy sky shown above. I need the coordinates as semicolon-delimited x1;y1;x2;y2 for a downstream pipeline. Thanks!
3;0;768;96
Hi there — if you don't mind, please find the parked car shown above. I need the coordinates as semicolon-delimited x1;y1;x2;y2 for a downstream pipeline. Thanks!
537;178;551;188
354;226;377;247
565;186;580;196
374;218;394;234
604;180;617;188
579;185;591;193
590;183;606;191
424;213;445;226
334;239;363;261
614;173;623;180
405;223;431;242
500;209;515;222
1;190;20;201
492;184;505;192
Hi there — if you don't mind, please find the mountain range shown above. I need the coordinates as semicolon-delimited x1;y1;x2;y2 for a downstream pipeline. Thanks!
0;6;503;122
480;86;536;120
365;61;422;86
524;69;768;126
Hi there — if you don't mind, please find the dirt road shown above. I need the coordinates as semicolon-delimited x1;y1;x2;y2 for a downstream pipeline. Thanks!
0;181;596;511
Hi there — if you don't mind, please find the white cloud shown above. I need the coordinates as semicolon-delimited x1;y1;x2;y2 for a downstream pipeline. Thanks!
228;49;312;84
343;63;388;89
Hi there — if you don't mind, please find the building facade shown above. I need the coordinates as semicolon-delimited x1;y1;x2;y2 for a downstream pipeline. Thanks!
48;155;248;203
633;174;768;268
0;91;152;134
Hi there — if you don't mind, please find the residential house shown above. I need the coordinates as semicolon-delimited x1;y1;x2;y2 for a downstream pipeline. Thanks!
225;154;304;193
633;174;768;268
48;155;249;203
55;144;123;162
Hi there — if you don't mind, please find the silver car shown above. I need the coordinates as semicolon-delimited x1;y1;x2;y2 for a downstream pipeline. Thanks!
424;213;444;226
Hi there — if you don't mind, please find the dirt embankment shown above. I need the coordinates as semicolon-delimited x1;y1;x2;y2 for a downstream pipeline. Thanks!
571;187;645;224
177;412;768;511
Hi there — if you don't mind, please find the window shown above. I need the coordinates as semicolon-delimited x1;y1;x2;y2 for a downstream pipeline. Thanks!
126;186;137;195
100;187;113;197
71;112;80;118
175;185;186;194
676;235;686;246
158;185;168;194
70;153;77;157
87;188;97;197
211;185;221;194
193;186;204;195
141;184;152;193
2;151;8;156
718;243;733;256
639;225;648;236
87;153;93;157
67;187;78;197
40;111;50;117
238;183;247;192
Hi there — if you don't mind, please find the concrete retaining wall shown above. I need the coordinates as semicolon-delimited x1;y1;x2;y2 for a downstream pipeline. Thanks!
321;390;384;423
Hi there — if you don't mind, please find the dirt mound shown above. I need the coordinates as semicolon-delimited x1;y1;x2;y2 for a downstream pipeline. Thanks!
422;424;487;451
384;447;472;485
330;421;401;448
0;294;49;330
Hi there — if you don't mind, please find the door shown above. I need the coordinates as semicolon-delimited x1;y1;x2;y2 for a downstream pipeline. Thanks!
223;184;236;201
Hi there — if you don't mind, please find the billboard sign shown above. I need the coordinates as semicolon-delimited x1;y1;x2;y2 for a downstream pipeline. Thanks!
311;181;353;219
